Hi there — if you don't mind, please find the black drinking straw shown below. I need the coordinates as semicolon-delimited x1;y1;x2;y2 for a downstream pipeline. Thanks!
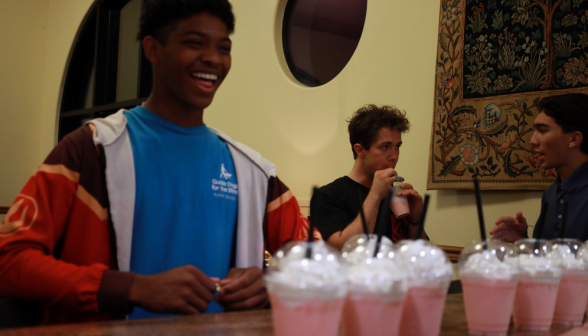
414;194;431;240
373;189;393;258
473;179;487;241
356;188;370;238
306;187;318;259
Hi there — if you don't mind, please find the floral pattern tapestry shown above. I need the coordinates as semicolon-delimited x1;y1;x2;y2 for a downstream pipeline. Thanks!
428;0;588;190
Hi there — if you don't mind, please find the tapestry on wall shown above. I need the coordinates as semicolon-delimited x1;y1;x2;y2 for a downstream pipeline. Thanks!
428;0;588;190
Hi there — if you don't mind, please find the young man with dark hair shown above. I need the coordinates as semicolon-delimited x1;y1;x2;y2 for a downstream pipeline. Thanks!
491;93;588;242
310;105;424;249
0;0;314;324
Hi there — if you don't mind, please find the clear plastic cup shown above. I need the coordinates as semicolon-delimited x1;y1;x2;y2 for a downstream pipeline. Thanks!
511;239;563;331
390;184;410;219
396;240;453;336
341;234;407;336
264;240;348;336
459;239;519;336
549;239;588;327
341;234;394;265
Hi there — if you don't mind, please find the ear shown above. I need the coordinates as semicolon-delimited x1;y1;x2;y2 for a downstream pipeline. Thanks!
353;143;364;159
142;36;161;66
569;131;583;150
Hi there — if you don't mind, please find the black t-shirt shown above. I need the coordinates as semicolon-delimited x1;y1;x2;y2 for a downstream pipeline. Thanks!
309;176;408;242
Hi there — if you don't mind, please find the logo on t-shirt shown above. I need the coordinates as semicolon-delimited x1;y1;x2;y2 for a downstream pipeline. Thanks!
220;164;232;180
212;163;238;201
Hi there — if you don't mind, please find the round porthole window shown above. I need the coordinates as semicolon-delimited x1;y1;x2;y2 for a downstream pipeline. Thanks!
282;0;367;87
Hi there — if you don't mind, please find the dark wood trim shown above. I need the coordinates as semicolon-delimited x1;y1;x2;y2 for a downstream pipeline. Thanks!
94;2;121;106
0;206;9;215
60;11;97;114
60;98;147;118
439;245;463;263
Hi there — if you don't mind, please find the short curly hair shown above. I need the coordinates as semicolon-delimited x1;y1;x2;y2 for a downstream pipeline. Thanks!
347;105;410;159
137;0;235;44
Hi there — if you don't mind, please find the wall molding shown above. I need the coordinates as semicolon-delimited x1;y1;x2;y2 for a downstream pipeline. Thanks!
439;245;463;263
0;206;8;214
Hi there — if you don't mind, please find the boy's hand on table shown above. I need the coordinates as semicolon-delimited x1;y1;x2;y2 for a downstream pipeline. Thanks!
129;265;216;314
215;267;268;311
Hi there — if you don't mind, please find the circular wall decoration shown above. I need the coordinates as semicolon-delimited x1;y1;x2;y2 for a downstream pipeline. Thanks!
282;0;367;87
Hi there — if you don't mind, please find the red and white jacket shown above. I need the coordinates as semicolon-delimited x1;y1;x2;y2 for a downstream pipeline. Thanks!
0;110;318;324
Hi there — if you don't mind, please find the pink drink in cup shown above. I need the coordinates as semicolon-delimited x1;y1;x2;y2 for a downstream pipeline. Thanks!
343;296;404;336
391;184;409;219
396;240;453;336
270;294;345;336
511;239;563;331
265;241;348;336
341;234;408;336
459;239;519;336
550;239;588;327
461;278;517;335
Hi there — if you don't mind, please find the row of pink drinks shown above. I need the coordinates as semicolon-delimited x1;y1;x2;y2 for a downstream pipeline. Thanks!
264;236;454;336
264;237;588;336
461;238;588;336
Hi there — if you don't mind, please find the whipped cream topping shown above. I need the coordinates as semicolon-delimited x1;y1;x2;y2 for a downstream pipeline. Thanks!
265;241;347;297
397;240;453;286
346;257;408;296
549;246;587;271
506;254;563;279
460;250;519;280
342;235;394;265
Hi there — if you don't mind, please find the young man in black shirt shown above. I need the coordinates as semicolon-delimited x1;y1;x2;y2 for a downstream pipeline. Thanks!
310;105;425;249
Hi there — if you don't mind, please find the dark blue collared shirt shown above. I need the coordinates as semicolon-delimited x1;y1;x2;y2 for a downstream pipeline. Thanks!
533;160;588;241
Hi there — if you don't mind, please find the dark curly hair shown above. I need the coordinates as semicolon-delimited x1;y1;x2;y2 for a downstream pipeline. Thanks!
538;93;588;155
137;0;235;44
347;104;410;159
347;105;410;159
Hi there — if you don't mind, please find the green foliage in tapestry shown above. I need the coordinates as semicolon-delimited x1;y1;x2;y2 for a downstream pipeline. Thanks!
461;0;588;98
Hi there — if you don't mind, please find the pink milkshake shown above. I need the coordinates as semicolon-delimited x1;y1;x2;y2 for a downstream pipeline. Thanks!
270;294;345;336
459;239;519;336
265;240;348;336
551;239;588;327
512;279;560;330
461;277;517;335
343;294;405;336
398;286;447;336
341;234;407;336
391;184;409;219
511;239;563;331
397;240;453;336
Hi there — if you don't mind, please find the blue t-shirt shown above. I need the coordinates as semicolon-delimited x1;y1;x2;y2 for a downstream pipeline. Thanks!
125;106;238;319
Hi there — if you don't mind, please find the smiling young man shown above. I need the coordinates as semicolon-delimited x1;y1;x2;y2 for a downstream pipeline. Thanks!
490;93;588;242
310;105;424;250
0;0;314;324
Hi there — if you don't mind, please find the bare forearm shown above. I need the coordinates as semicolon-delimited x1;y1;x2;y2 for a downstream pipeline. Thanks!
327;194;381;249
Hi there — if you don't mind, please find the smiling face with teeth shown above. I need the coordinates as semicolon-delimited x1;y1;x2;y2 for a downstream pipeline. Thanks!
143;12;232;126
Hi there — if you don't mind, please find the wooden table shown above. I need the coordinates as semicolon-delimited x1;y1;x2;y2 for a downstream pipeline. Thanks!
0;294;580;336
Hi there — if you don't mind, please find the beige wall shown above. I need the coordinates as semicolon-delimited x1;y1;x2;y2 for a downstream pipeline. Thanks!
0;0;543;247
206;0;543;247
0;0;49;206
